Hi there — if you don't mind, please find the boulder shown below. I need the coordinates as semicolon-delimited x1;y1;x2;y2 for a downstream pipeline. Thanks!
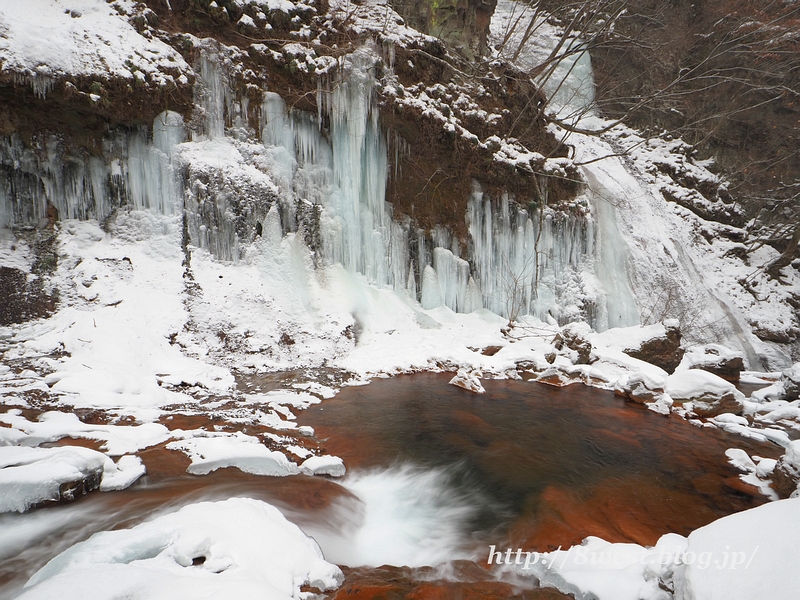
691;393;745;418
615;372;665;404
771;440;800;499
615;372;673;415
682;344;745;381
666;369;745;417
449;369;485;394
622;320;684;374
779;363;800;401
558;322;593;365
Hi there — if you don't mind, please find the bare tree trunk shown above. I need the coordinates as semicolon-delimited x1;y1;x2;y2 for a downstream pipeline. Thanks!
766;225;800;279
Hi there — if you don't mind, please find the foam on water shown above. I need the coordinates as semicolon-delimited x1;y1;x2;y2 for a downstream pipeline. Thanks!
296;464;488;568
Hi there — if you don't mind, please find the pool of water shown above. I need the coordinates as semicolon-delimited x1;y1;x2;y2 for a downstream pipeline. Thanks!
0;374;781;598
302;374;780;552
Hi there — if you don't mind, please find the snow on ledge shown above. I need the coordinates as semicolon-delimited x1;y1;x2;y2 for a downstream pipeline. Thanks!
0;0;191;89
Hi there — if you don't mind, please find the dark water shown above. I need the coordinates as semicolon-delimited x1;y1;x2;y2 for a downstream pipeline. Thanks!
302;373;781;549
0;374;782;597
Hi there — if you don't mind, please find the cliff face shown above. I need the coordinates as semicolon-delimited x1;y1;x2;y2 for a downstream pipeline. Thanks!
1;0;593;326
390;0;497;58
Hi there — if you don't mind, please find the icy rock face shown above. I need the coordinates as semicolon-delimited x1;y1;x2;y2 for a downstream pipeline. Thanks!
0;41;636;330
467;189;598;324
0;112;185;229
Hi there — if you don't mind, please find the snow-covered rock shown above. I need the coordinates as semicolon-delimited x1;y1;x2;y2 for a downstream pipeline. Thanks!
17;498;344;600
166;431;300;476
771;440;800;498
679;344;745;381
300;455;346;477
511;498;800;600
0;446;143;512
592;322;684;373
666;369;745;417
449;369;486;394
779;363;800;401
0;0;191;86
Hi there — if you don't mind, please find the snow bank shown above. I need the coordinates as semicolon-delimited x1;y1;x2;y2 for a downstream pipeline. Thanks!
512;499;800;600
0;410;170;456
17;498;344;600
674;498;800;600
3;218;233;417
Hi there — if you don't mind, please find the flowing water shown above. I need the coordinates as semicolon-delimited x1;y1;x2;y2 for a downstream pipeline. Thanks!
0;375;780;598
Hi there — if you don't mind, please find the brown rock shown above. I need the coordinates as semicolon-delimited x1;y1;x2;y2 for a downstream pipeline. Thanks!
689;356;744;381
770;462;799;499
623;322;684;374
691;392;744;418
560;325;593;364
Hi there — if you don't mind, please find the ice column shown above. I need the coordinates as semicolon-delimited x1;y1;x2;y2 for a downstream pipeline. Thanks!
260;47;410;291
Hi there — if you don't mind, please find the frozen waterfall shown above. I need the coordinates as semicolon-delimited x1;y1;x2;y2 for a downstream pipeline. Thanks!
0;42;638;330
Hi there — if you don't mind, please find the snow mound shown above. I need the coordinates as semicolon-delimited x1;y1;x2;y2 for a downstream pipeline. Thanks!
666;369;743;401
674;498;800;600
300;455;346;477
18;498;344;600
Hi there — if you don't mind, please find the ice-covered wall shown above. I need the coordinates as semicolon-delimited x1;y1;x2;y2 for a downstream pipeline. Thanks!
0;45;625;329
0;115;184;230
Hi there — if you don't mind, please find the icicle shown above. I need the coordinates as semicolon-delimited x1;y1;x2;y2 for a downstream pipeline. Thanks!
153;111;186;156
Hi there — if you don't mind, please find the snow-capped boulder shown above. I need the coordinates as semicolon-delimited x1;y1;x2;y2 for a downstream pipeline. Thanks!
666;369;745;417
615;371;665;404
615;371;673;415
0;446;105;512
622;320;684;374
779;363;800;401
300;455;346;477
557;322;593;364
17;498;344;600
680;344;745;381
449;369;485;394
